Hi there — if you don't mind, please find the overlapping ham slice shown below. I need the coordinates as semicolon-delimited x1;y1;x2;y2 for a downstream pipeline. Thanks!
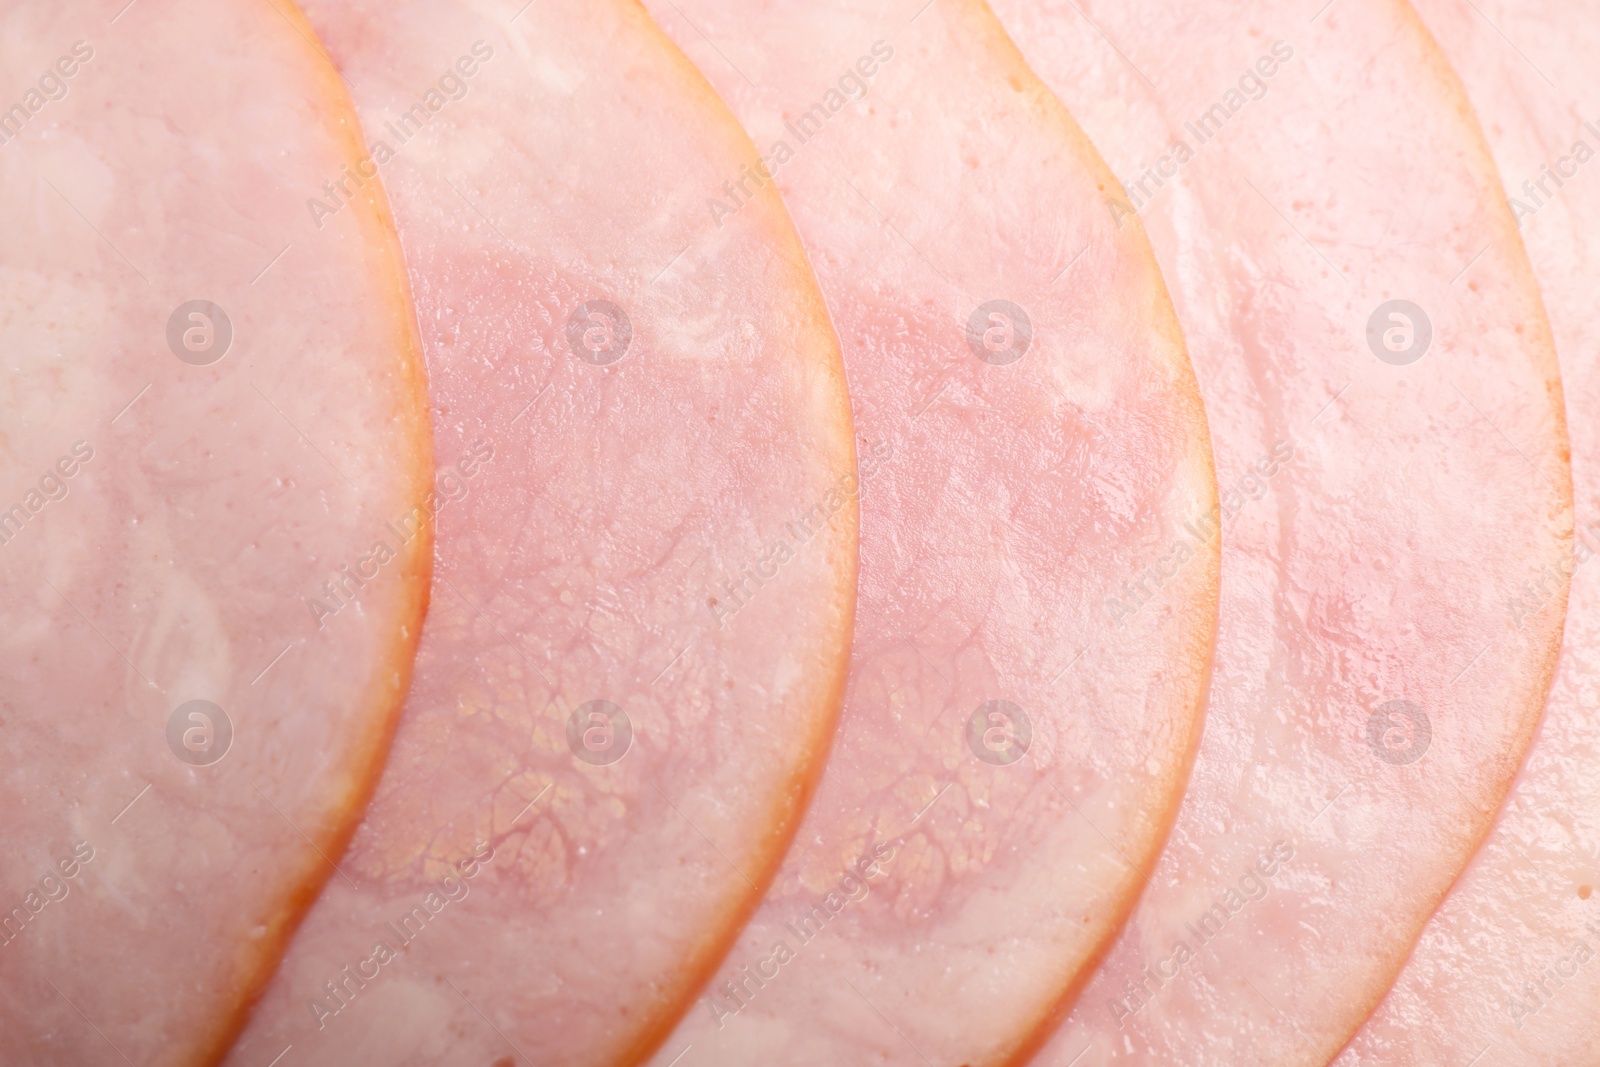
1334;2;1600;1061
990;0;1572;1063
634;2;1217;1064
0;1;432;1063
220;1;857;1064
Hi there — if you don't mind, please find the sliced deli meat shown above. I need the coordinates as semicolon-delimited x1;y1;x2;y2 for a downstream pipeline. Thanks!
1336;1;1600;1062
990;0;1572;1063
0;1;432;1064
635;1;1217;1064
219;0;857;1065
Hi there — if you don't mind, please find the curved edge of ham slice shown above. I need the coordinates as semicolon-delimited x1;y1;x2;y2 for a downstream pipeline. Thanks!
0;1;434;1064
635;1;1221;1064
196;6;438;1059
1334;0;1600;1059
992;0;1572;1063
215;1;860;1064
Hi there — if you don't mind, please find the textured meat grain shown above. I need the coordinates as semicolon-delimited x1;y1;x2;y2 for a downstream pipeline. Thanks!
1336;1;1600;1060
218;1;858;1065
0;1;432;1063
992;0;1572;1063
636;1;1219;1064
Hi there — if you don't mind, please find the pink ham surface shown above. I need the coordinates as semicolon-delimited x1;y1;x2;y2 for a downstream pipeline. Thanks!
0;1;432;1064
219;1;857;1065
1334;1;1600;1062
990;0;1572;1063
636;2;1217;1065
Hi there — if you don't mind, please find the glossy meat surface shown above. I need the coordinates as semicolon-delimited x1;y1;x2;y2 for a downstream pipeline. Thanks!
221;1;858;1064
1337;0;1600;1059
639;1;1219;1063
992;0;1572;1062
0;1;432;1063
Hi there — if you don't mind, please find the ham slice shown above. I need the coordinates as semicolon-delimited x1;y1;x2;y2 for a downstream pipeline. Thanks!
634;2;1218;1064
1335;2;1600;1061
219;0;857;1064
990;0;1572;1063
0;1;431;1063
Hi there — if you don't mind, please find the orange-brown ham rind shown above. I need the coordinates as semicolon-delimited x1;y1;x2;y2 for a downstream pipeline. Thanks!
0;1;433;1065
217;1;858;1065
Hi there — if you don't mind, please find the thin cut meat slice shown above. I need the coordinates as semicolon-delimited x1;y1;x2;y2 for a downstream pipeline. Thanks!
0;1;431;1064
636;2;1217;1064
990;0;1572;1063
1335;2;1600;1062
219;1;857;1065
